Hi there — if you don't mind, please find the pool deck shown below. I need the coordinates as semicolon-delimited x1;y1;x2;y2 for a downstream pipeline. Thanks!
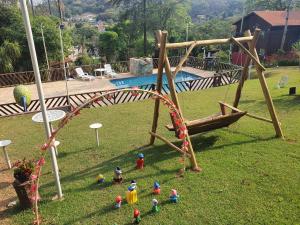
0;67;215;104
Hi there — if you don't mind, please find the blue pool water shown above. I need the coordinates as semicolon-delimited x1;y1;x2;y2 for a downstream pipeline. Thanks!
110;71;201;88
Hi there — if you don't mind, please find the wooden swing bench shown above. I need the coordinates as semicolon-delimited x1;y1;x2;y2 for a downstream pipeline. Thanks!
166;102;247;137
149;29;284;171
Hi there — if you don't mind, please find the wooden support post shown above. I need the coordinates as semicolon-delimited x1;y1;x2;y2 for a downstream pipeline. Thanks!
164;55;183;115
249;29;284;139
219;102;227;115
149;132;191;158
233;30;260;108
164;48;201;172
150;31;168;145
219;101;242;113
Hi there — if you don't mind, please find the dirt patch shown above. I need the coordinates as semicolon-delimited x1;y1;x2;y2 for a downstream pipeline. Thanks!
0;161;16;225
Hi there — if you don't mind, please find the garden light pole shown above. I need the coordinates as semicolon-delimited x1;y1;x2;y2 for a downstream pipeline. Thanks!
57;0;70;105
19;0;63;199
58;24;70;105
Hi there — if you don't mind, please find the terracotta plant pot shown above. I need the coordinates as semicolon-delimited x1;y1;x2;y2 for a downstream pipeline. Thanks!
12;179;32;209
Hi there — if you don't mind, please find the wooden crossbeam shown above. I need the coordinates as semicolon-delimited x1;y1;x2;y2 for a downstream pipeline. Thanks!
219;101;273;124
173;42;197;78
160;36;253;49
149;131;191;158
245;113;274;124
230;37;266;71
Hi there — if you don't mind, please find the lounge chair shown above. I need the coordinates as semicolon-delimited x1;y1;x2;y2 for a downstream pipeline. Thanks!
75;67;95;81
104;64;118;78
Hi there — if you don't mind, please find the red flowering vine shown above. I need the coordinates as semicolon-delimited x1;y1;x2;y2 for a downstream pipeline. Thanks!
30;88;189;225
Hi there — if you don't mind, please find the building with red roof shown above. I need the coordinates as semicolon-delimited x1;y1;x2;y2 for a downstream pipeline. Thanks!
233;10;300;56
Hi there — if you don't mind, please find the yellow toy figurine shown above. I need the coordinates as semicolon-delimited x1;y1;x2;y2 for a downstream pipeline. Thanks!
126;180;138;204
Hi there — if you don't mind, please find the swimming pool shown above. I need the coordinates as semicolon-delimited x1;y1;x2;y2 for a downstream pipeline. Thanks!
110;71;201;88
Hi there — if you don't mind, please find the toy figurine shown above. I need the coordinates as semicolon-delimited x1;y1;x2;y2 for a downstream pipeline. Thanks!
152;199;159;213
115;195;122;209
133;209;141;224
126;180;138;204
96;174;105;183
136;153;144;169
169;189;179;203
153;181;161;195
113;167;123;184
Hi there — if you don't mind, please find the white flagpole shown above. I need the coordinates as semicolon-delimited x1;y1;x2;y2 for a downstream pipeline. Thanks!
19;0;63;199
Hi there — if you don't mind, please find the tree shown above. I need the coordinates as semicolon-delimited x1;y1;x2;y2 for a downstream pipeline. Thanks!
0;41;21;73
110;0;148;56
98;31;119;62
73;23;99;55
0;4;72;71
245;0;299;10
110;0;191;58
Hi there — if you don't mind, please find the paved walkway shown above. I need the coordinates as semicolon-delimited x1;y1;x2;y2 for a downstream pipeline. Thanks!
0;67;214;104
0;161;14;225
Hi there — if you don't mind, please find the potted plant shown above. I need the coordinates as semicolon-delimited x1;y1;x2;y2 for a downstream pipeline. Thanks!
12;158;34;209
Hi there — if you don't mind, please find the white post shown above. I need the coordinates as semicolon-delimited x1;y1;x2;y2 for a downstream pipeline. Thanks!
19;0;63;199
248;63;252;80
240;6;246;35
2;147;12;169
186;21;189;53
95;129;99;147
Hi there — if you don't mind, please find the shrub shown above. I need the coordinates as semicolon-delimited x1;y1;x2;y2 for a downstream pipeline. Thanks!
13;158;35;183
75;54;93;66
265;51;299;67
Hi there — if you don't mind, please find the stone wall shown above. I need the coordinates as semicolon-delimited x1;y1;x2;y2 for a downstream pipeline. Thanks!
129;58;153;76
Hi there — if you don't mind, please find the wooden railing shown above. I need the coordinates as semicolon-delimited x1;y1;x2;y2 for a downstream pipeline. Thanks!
0;68;67;87
0;57;241;88
0;71;242;118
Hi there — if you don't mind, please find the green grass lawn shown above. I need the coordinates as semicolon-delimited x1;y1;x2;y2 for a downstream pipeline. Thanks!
1;66;300;225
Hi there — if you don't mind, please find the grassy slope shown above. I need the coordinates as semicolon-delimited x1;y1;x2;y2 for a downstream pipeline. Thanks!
1;67;299;225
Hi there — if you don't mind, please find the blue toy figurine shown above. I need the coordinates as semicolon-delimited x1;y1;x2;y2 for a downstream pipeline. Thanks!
152;199;159;213
153;181;161;195
170;189;179;203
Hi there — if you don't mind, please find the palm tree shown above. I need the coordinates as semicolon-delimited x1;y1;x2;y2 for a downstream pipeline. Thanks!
0;41;21;73
111;0;148;56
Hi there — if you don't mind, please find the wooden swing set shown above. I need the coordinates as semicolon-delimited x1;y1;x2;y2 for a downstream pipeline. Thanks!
149;28;284;171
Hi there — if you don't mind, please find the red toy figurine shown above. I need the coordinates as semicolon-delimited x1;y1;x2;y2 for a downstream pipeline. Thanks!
136;153;144;169
115;195;122;209
133;209;141;224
